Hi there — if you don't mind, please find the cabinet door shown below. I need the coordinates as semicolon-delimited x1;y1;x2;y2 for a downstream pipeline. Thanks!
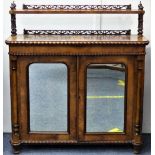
18;56;77;143
78;56;135;142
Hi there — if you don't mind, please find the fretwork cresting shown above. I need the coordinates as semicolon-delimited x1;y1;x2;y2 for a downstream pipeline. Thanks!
23;4;131;10
23;30;131;35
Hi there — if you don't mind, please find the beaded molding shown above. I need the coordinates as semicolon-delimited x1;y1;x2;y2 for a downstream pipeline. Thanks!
22;140;132;144
8;51;146;56
6;40;149;45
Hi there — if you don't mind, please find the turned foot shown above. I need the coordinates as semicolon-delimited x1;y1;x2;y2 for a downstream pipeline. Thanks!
133;144;142;154
12;144;20;154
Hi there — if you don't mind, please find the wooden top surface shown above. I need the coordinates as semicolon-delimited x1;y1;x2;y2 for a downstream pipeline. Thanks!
9;9;144;14
5;34;149;45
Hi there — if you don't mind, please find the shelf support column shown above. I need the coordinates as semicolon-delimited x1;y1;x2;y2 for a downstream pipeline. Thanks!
10;1;17;36
138;2;144;35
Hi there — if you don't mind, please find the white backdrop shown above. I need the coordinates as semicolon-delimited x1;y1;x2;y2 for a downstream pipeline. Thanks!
3;0;151;133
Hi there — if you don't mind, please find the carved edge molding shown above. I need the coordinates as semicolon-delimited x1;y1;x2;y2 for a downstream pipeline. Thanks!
6;41;149;45
9;52;146;56
24;30;131;35
22;140;132;144
23;4;131;10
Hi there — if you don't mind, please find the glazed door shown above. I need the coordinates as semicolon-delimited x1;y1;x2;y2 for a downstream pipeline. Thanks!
78;56;135;142
18;56;77;142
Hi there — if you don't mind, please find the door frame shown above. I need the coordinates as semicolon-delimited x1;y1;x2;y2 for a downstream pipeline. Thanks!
78;56;135;142
18;56;77;142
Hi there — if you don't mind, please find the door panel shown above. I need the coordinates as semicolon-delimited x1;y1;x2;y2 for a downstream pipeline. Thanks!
29;63;68;132
86;64;125;133
18;56;77;142
78;56;135;141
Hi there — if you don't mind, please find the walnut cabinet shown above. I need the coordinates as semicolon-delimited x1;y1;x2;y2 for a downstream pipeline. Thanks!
5;2;149;154
6;34;149;154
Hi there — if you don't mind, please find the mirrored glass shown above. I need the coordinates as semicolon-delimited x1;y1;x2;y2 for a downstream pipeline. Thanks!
86;64;125;133
29;63;68;132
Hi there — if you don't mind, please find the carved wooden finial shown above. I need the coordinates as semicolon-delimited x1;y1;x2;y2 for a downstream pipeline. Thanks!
127;4;131;10
138;1;144;10
10;1;16;10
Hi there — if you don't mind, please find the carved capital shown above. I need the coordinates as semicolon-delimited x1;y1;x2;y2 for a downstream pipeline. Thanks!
137;59;144;70
10;57;17;70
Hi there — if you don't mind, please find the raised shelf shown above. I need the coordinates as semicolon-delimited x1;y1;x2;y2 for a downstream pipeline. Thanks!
10;3;144;14
10;9;144;14
9;2;145;36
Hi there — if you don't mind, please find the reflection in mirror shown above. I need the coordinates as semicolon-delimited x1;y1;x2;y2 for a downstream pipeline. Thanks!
29;63;68;132
86;64;126;133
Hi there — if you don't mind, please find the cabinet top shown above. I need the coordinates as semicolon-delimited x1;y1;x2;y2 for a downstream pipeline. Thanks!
6;34;149;45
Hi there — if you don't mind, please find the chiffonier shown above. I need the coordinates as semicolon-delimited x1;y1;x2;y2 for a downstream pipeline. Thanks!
5;1;149;154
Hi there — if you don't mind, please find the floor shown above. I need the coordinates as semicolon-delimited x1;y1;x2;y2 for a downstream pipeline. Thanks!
3;133;151;155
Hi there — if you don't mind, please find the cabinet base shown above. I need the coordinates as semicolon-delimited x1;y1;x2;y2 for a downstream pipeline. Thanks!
10;140;143;154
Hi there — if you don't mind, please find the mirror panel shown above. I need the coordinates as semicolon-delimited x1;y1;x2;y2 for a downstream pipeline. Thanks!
29;63;68;132
86;64;126;133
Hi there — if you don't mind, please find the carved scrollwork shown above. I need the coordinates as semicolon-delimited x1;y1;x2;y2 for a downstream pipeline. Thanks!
24;29;131;35
23;4;131;10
